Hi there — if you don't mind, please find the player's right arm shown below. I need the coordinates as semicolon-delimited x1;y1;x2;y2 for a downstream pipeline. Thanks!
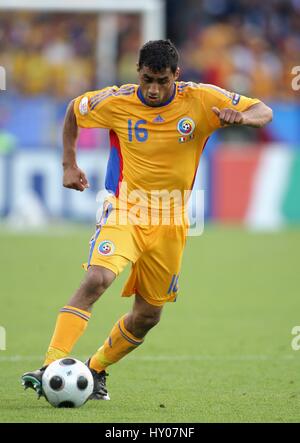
62;87;117;192
62;100;89;192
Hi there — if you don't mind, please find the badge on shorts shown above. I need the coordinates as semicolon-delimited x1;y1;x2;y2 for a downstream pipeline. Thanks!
177;117;195;143
98;240;115;256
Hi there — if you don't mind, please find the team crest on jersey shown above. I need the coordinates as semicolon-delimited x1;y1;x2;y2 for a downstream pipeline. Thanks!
177;117;195;143
98;240;115;256
79;96;89;115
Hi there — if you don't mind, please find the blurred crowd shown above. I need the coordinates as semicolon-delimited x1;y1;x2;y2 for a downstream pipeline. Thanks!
0;12;140;100
168;0;300;101
0;2;299;150
0;12;98;99
1;1;299;101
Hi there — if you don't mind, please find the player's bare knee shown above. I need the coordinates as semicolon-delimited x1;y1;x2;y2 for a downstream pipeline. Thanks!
83;266;115;299
133;311;161;333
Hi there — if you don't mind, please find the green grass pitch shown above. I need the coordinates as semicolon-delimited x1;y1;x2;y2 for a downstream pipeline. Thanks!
0;224;299;423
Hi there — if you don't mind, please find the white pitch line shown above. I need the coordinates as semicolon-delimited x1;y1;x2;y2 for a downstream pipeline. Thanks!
132;355;296;361
0;354;297;363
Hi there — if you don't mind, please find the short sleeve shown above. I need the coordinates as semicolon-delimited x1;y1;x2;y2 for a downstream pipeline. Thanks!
200;84;261;132
73;86;118;129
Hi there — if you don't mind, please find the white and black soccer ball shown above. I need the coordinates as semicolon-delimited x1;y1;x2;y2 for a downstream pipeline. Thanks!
42;358;93;408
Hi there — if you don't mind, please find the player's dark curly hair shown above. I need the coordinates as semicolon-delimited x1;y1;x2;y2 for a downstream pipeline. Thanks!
138;39;179;74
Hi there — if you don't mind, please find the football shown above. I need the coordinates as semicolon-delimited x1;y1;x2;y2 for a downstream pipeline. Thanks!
42;358;94;408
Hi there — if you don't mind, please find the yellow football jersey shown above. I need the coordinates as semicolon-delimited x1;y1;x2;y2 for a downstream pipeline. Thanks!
74;82;260;213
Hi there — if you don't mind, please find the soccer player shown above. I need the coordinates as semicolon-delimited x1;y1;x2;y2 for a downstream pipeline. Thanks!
21;40;272;400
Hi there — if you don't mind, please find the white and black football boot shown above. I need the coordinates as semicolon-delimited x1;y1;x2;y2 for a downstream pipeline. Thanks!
21;366;48;399
85;359;110;400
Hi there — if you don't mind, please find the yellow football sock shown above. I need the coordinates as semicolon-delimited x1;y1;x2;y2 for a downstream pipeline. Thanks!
43;305;91;366
89;315;144;372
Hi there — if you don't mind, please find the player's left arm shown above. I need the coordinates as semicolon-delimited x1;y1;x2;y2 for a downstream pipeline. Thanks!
212;101;273;128
200;84;273;132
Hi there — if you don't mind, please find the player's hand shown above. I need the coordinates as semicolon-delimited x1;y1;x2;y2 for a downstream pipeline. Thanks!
212;106;244;126
63;165;90;192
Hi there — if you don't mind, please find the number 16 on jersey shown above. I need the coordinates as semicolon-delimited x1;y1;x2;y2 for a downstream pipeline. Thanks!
128;119;148;143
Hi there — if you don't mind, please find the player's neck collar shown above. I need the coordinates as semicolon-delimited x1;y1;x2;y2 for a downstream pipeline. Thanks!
137;84;176;107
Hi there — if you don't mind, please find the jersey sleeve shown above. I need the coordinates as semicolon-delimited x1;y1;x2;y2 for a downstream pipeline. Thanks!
73;86;118;129
200;84;261;133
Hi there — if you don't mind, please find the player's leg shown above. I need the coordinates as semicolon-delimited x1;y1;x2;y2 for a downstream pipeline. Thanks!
43;204;138;366
88;223;186;384
43;265;116;365
21;206;140;397
125;292;163;337
21;265;116;396
87;293;163;399
90;293;162;369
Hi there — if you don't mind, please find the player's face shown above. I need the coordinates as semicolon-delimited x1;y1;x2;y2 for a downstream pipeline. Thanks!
138;66;180;107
